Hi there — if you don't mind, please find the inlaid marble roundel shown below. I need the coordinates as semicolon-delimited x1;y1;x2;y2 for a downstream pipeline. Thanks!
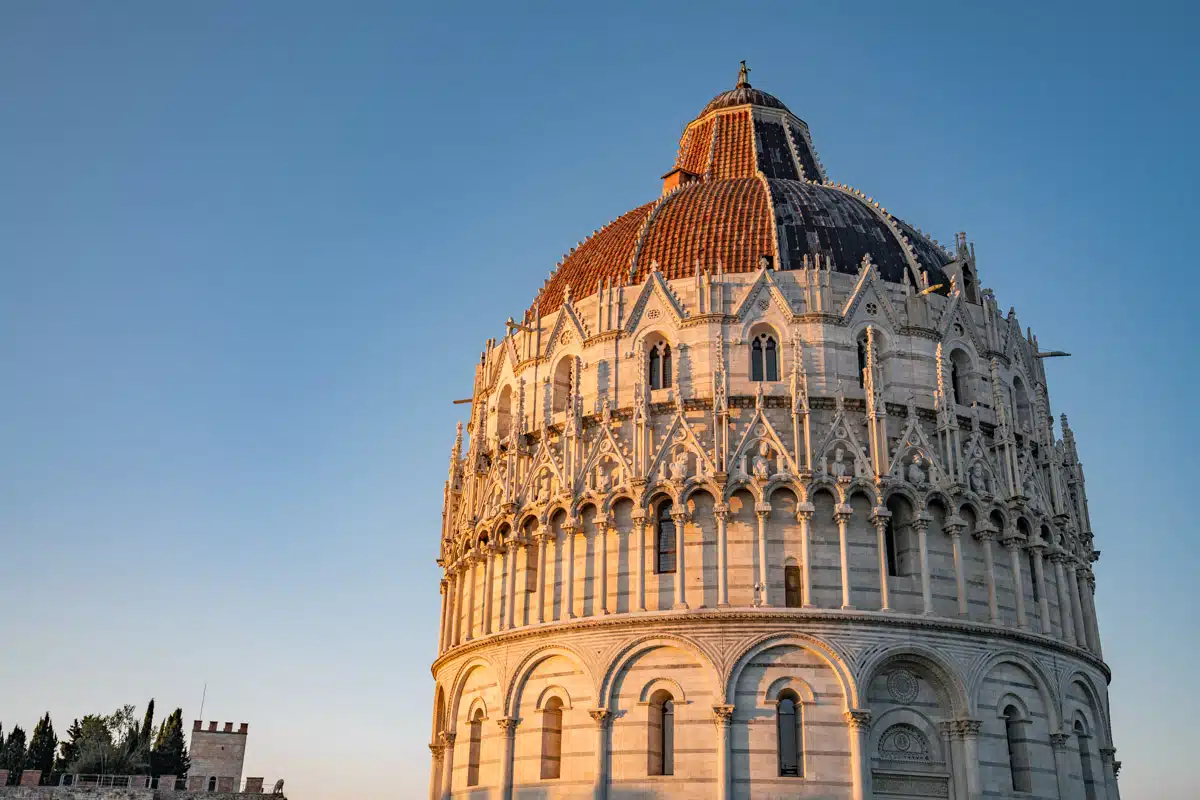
887;669;919;704
646;308;662;320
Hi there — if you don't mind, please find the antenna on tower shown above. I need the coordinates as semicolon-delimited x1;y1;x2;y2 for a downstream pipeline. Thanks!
198;682;207;722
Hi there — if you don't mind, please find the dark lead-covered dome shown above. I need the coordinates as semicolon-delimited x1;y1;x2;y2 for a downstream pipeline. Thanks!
529;67;952;316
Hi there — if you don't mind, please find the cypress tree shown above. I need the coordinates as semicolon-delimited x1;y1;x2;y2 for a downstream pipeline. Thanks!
0;725;27;783
151;709;188;778
139;700;155;750
26;714;56;784
56;719;82;773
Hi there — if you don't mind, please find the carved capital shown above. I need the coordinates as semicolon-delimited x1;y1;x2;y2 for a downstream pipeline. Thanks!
496;717;519;736
670;509;689;524
947;718;982;740
438;731;457;747
1099;746;1116;762
630;510;647;524
796;501;815;523
1113;760;1122;778
973;524;997;543
911;514;932;533
833;504;853;524
713;503;729;520
428;741;445;760
712;704;735;725
1050;732;1070;749
593;514;609;530
589;708;612;728
844;709;872;730
1000;532;1026;550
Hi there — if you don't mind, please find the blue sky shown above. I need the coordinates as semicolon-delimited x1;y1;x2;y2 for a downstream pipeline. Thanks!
1;2;1196;797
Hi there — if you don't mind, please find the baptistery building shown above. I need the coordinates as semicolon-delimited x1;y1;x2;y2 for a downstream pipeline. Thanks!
427;66;1119;800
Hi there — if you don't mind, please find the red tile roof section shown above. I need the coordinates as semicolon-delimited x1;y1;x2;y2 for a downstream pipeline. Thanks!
676;117;714;175
709;110;756;180
530;202;653;317
632;178;773;284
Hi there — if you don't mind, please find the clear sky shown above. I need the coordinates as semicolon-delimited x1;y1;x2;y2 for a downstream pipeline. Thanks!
1;2;1196;798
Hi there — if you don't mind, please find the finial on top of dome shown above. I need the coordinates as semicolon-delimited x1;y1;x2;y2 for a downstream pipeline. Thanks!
737;60;751;89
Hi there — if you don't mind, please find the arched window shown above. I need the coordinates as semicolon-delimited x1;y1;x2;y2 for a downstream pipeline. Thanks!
950;349;971;406
1004;705;1032;793
962;264;979;304
1075;720;1097;800
1013;377;1033;433
648;340;672;390
540;697;564;779
207;777;217;792
751;333;779;382
467;708;484;787
776;690;804;776
525;539;539;593
856;337;868;389
648;690;674;776
784;564;802;608
496;385;513;441
884;517;900;577
552;358;573;413
655;501;676;574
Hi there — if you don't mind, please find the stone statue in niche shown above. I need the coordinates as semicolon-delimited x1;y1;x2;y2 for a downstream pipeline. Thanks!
969;462;991;495
600;396;611;425
596;466;611;493
536;472;550;502
670;449;689;482
907;453;928;486
752;441;772;481
830;447;849;479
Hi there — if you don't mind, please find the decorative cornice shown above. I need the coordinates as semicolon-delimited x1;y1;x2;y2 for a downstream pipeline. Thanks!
431;605;1110;679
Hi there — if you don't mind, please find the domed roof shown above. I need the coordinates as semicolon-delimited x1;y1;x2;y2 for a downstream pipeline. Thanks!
528;67;953;317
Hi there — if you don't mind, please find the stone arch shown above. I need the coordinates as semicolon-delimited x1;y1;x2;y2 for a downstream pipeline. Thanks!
551;355;574;414
601;489;637;515
858;644;970;717
870;707;947;763
968;650;1061;732
534;684;574;712
504;642;596;718
637;676;689;706
495;384;514;440
923;488;954;515
763;675;816;706
1062;671;1111;745
723;475;760;503
744;322;784;382
723;632;858;708
465;695;489;722
447;656;503;728
432;684;448;739
599;633;720;709
642;486;680;510
764;477;807;504
680;481;720;507
882;482;920;510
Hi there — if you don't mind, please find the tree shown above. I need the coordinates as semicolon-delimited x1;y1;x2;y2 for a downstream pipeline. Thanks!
0;725;27;783
139;700;155;750
56;719;82;773
151;709;189;778
26;714;56;784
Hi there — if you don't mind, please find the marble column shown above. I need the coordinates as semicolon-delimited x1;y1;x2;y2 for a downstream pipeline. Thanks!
438;732;456;800
798;503;815;608
715;504;730;607
483;543;497;635
835;504;855;609
957;720;983;799
755;504;771;606
845;710;872;800
503;542;518;630
452;564;465;646
1084;570;1104;658
1068;560;1089;651
1029;542;1052;633
1050;551;1077;645
870;507;892;611
437;578;449;653
595;515;610;615
672;508;689;609
1051;733;1073;800
914;515;934;615
975;526;1000;624
1100;746;1120;800
1002;533;1028;629
563;522;577;619
428;742;444;800
589;709;612;800
945;516;968;617
632;511;647;612
496;718;518;800
465;556;479;641
535;532;549;624
713;705;734;800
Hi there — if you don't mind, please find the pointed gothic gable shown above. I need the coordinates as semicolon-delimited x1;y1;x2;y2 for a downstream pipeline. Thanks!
542;301;590;362
961;424;1004;497
624;267;689;333
645;411;718;483
732;267;794;321
483;336;523;395
726;400;799;475
517;436;569;504
886;404;946;483
841;254;902;330
575;422;635;494
812;396;872;478
936;296;986;357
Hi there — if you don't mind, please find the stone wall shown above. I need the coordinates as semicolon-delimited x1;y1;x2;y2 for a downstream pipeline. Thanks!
0;791;273;800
